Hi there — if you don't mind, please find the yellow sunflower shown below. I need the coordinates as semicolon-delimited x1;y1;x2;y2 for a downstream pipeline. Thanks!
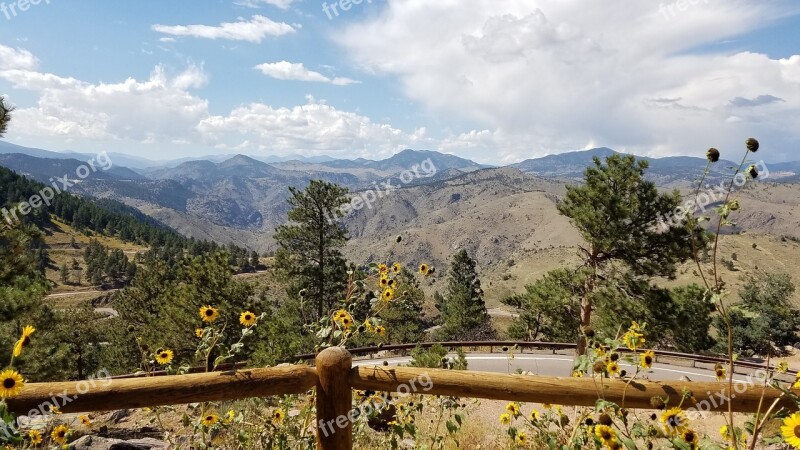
661;407;688;436
51;425;69;445
195;328;204;338
606;361;620;377
379;277;389;288
155;349;174;365
224;410;236;424
640;350;655;369
201;413;219;427
594;424;616;443
419;264;430;275
381;288;395;302
377;263;389;274
782;413;800;449
572;370;584;378
27;430;42;444
499;413;512;425
505;402;521;417
80;415;92;426
374;325;386;336
0;369;24;398
199;305;219;323
239;311;257;327
388;278;396;288
391;262;401;273
714;364;726;381
682;429;699;449
272;409;285;425
13;325;35;357
515;431;527;445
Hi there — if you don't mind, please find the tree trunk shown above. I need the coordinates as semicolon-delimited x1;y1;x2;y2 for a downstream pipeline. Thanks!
576;295;592;356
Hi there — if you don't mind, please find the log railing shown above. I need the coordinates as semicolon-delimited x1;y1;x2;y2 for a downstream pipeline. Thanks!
7;348;796;450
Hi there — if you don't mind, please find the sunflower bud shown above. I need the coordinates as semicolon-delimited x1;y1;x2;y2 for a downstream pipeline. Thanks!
728;199;740;211
746;138;759;152
599;413;613;426
748;165;759;179
650;396;666;410
582;326;595;339
706;148;720;163
593;360;606;374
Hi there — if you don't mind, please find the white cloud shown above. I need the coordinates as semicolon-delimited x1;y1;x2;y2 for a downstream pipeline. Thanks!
335;0;800;162
152;15;296;43
255;61;359;85
0;62;210;143
235;0;299;9
0;44;39;71
197;96;428;157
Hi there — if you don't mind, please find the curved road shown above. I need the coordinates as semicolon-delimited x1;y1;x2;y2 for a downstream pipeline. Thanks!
355;352;766;383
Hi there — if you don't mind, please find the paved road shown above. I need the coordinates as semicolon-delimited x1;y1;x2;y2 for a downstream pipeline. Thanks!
354;352;762;383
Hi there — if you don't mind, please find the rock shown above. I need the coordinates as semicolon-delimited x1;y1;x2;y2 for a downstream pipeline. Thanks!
70;436;168;450
108;409;131;424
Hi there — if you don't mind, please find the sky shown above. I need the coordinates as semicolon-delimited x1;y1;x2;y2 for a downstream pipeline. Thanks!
0;0;799;164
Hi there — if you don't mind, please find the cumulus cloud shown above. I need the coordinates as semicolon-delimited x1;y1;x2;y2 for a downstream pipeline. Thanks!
254;61;359;85
0;44;39;71
335;0;800;161
197;96;428;157
152;15;296;43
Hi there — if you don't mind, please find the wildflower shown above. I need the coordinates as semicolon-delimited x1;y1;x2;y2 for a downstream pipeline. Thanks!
720;425;730;439
606;361;620;377
515;431;527;445
682;429;698;449
50;406;61;414
51;425;69;445
499;413;512;425
13;325;35;357
748;164;759;179
598;413;613;426
542;403;552;409
572;370;584;378
201;413;219;427
80;415;92;426
224;410;236;424
419;264;430;275
707;148;720;163
381;288;395;302
529;410;540;421
777;362;789;374
594;424;616;444
156;349;174;365
378;263;389;274
239;311;257;327
728;199;740;211
272;409;285;425
374;325;386;336
379;277;389;288
783;414;800;449
661;407;688;436
793;372;800;389
505;402;521;417
746;138;760;152
199;306;219;323
622;330;645;351
195;328;204;338
391;262;401;273
388;278;396;288
27;430;42;444
715;364;726;381
640;350;655;369
0;369;24;398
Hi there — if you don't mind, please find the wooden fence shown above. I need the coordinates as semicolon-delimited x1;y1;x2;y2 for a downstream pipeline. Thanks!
7;346;796;450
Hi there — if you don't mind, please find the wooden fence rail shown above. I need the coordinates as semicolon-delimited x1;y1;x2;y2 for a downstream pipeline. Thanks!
6;348;797;450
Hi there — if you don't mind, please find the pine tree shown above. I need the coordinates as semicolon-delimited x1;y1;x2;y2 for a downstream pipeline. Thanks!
60;263;70;284
273;180;350;321
438;249;492;340
557;154;701;354
0;96;12;138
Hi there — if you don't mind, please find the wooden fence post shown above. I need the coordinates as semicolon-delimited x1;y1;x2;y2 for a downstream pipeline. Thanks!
316;347;353;450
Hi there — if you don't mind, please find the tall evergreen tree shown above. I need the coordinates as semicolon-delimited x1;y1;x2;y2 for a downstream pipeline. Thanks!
273;180;350;321
557;154;700;354
438;249;492;340
0;96;12;138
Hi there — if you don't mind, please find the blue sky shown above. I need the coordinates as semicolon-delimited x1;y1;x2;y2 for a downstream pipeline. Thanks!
0;0;799;164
